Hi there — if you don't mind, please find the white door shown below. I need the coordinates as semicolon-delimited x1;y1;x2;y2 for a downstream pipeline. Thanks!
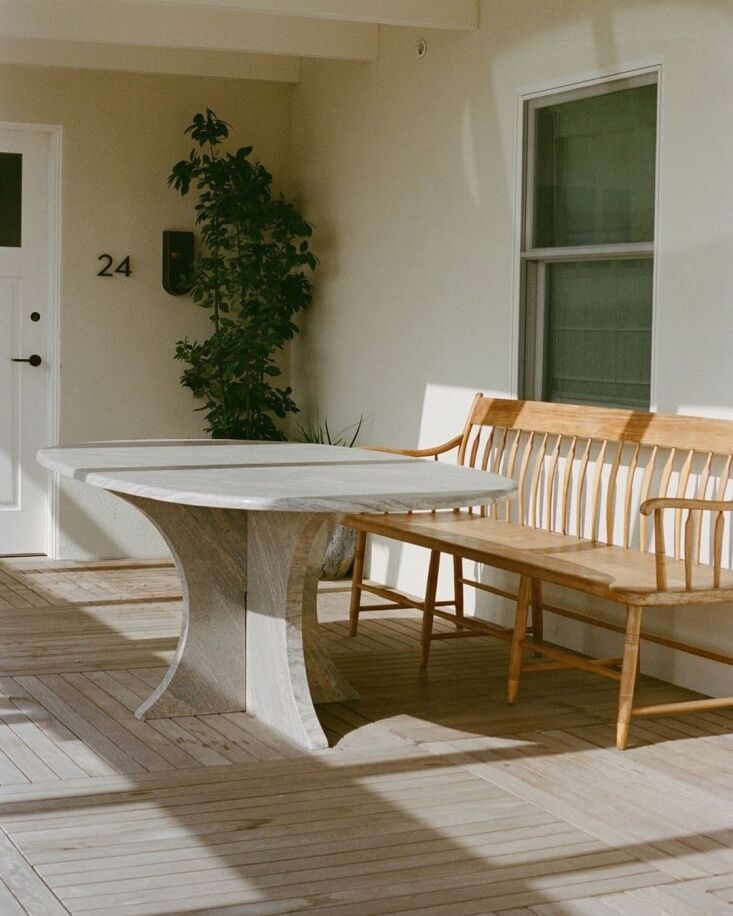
0;128;54;555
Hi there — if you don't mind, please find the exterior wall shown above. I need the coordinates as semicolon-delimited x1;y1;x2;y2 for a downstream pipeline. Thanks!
291;0;733;695
0;64;293;559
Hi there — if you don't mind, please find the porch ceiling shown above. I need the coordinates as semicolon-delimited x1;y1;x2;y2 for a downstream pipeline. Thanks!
0;0;479;82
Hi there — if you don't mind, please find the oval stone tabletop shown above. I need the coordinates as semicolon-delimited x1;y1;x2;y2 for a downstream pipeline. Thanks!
37;440;517;511
37;440;517;750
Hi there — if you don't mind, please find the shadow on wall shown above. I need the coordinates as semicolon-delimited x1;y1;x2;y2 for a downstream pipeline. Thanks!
296;0;732;458
481;0;732;60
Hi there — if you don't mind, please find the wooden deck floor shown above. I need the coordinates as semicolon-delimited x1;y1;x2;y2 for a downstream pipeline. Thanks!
0;557;732;915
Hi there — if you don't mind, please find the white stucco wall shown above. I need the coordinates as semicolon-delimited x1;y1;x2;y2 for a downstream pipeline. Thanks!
290;0;733;695
0;64;293;559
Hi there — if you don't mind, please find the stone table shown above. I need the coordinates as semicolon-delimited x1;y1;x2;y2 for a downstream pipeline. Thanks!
38;441;516;749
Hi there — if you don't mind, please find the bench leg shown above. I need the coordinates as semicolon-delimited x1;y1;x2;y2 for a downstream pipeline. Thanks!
617;605;643;750
507;575;532;704
420;550;441;668
530;579;543;655
349;530;367;637
453;554;464;629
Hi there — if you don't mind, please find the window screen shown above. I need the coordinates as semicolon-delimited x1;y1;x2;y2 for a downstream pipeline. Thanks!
533;85;657;248
543;259;653;408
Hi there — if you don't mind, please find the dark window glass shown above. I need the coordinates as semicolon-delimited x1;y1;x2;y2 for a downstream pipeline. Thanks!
533;85;657;248
543;259;653;409
0;153;22;248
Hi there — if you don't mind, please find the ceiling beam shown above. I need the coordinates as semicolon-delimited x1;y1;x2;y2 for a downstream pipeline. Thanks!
110;0;480;30
0;37;301;81
0;0;379;60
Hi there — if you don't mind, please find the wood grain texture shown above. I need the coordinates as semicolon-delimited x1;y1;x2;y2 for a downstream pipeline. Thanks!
466;398;733;453
346;512;733;606
0;557;732;913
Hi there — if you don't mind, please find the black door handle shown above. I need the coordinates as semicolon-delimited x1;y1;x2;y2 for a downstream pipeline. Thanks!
11;354;42;367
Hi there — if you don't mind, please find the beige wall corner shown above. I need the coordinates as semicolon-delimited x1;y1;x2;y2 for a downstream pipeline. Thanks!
0;64;294;559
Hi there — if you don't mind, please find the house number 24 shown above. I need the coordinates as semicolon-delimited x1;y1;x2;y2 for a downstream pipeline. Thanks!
97;254;132;277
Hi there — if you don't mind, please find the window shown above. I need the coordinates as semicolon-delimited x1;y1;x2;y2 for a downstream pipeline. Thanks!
520;75;657;409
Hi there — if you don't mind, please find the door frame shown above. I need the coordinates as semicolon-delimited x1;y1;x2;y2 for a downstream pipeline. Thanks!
1;122;62;557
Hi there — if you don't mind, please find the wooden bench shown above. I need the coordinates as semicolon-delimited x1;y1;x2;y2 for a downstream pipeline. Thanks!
344;396;733;749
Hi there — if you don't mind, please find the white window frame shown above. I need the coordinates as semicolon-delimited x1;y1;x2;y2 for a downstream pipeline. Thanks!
517;68;661;407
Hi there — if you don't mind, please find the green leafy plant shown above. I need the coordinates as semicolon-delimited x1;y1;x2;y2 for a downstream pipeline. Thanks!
168;110;317;439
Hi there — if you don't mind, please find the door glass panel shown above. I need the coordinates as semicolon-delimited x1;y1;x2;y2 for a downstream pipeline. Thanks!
543;259;653;409
0;279;19;506
533;85;657;247
0;152;22;247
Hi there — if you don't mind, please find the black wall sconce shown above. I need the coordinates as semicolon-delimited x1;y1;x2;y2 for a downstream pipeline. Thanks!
162;230;194;295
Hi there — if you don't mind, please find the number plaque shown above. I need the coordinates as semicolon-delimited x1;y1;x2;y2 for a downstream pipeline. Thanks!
97;254;132;277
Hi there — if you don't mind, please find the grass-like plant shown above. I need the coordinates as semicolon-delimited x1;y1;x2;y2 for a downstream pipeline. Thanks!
169;110;317;439
296;415;364;448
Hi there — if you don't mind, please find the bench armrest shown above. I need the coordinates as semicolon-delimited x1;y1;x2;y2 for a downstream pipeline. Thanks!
640;497;733;515
640;497;733;591
364;434;464;459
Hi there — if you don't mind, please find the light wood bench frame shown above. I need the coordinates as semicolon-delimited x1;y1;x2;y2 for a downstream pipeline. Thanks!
345;395;733;749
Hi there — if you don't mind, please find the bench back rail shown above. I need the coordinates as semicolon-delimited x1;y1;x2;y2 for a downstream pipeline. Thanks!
454;396;733;586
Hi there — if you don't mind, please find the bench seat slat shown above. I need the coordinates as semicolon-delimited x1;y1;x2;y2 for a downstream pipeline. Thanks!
345;511;733;605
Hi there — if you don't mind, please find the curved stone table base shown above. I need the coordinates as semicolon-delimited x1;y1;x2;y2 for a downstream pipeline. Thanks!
120;495;358;750
39;441;516;750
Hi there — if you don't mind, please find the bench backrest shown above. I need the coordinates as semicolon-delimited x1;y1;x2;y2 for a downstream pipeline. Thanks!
455;396;733;562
